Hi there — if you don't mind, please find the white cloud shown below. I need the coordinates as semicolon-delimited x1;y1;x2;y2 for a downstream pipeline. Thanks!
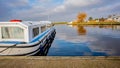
53;5;66;12
37;0;51;2
53;0;101;13
65;0;100;7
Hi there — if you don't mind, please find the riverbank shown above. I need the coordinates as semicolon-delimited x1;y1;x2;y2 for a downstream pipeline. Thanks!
68;22;120;25
52;22;120;25
0;56;120;68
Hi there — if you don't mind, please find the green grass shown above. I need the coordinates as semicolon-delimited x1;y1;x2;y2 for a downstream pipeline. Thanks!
52;22;68;24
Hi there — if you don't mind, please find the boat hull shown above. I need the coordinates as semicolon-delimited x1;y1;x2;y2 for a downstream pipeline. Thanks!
0;28;56;56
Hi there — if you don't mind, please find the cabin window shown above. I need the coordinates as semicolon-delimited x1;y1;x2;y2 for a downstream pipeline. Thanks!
41;26;46;32
33;27;39;37
1;27;24;39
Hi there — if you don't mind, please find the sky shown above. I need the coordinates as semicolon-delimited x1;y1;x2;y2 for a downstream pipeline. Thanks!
0;0;120;22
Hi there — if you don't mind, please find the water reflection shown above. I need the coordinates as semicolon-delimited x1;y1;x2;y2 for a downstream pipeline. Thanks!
77;25;86;35
48;25;120;56
98;25;120;30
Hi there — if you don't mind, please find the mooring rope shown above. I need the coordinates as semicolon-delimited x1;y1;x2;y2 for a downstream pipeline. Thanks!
0;44;17;54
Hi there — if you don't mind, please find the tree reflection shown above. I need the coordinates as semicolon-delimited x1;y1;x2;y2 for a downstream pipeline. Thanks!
77;25;86;35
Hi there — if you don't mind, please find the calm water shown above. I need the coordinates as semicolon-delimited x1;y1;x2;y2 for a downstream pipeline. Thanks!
48;25;120;56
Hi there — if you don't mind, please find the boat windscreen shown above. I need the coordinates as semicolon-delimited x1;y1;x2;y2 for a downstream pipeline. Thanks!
1;27;24;39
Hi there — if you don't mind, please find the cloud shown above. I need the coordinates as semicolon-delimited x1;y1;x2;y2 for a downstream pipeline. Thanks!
52;0;120;21
12;6;50;21
64;0;100;7
87;2;120;18
0;0;29;9
53;0;101;13
0;0;62;21
8;0;29;8
0;0;119;21
0;0;29;21
53;0;120;21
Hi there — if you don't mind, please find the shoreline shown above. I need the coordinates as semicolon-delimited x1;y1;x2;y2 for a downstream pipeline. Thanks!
53;22;120;25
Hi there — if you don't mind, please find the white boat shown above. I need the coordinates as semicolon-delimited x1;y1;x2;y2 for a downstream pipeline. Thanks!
0;20;56;56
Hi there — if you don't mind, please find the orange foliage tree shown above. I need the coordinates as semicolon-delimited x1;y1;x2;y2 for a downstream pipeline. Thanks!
77;12;87;23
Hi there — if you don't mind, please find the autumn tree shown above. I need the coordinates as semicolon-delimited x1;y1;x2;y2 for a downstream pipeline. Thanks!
77;12;87;23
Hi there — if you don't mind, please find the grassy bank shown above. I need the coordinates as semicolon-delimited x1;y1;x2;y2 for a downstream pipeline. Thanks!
68;22;120;25
53;22;68;24
52;22;120;25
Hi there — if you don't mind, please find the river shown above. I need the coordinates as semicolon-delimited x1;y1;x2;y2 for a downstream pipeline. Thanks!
48;24;120;56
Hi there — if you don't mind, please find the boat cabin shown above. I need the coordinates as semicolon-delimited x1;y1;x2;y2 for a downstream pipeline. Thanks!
0;20;53;43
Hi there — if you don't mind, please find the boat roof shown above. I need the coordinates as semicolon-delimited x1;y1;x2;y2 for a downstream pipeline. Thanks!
0;20;52;27
21;21;52;26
